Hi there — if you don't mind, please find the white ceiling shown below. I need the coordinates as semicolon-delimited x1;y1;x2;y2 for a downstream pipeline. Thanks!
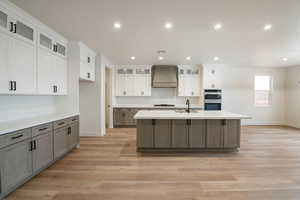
10;0;300;67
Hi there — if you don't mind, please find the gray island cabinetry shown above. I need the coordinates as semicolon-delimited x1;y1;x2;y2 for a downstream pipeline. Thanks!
135;111;249;152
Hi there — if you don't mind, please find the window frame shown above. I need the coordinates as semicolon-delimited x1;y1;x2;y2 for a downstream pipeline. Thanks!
254;75;273;107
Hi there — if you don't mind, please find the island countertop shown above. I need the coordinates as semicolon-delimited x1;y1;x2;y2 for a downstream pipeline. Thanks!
134;110;250;120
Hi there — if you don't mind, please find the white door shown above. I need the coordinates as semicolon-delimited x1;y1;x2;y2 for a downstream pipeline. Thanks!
37;48;56;94
0;31;10;93
10;37;35;94
54;56;67;95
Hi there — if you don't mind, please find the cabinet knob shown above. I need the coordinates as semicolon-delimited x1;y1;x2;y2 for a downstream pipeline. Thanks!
87;72;91;78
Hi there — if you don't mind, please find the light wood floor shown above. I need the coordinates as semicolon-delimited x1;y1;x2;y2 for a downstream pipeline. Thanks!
5;126;300;200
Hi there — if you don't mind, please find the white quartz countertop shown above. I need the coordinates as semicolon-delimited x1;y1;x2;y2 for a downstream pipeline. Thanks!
0;113;80;136
134;110;250;120
113;104;203;109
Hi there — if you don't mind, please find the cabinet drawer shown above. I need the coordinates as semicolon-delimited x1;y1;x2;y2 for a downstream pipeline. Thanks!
68;116;79;124
32;123;53;137
0;128;31;149
53;119;69;130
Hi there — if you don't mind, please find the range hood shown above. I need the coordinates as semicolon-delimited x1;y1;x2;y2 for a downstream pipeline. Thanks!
152;65;178;88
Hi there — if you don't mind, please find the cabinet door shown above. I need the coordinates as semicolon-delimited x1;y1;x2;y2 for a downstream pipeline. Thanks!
189;120;206;148
10;37;36;94
53;127;68;159
206;120;223;148
0;139;32;192
54;56;67;95
125;75;135;96
223;120;240;148
80;61;89;80
32;131;53;172
172;120;188;148
0;8;8;33
116;73;126;96
68;123;79;149
154;120;171;148
37;47;56;94
137;120;154;148
0;31;9;93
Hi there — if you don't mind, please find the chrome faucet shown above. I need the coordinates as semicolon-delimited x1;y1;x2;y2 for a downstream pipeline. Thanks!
186;99;190;113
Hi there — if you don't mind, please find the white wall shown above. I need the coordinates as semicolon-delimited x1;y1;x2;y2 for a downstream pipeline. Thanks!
220;66;287;126
0;96;57;122
286;66;300;128
79;54;113;136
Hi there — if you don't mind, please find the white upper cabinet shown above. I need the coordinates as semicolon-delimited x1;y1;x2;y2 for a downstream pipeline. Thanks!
0;5;36;94
0;1;68;95
37;31;68;95
134;67;151;96
115;65;151;97
79;42;96;82
178;65;201;97
203;64;224;89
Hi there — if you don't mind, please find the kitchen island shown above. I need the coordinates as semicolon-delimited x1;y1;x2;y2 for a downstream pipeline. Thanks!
134;110;250;152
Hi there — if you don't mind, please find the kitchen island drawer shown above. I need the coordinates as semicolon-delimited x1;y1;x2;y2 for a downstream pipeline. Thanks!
32;123;53;137
53;119;69;130
0;129;32;149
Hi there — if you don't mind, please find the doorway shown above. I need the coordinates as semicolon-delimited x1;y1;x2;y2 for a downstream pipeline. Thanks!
105;67;112;129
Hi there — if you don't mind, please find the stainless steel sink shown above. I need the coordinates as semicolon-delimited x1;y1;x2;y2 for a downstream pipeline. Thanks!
175;110;199;113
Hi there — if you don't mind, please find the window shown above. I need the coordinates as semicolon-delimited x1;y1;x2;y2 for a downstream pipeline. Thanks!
255;75;272;106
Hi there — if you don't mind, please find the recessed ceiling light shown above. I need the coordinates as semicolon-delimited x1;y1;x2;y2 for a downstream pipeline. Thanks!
214;24;222;30
114;22;121;29
165;22;173;29
214;56;219;61
158;56;164;60
186;56;191;60
264;24;272;30
130;56;135;60
282;57;288;61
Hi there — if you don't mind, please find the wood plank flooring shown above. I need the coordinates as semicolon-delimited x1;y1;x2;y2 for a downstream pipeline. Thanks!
5;126;300;200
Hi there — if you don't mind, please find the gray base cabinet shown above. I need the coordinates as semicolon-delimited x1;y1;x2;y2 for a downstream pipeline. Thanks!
137;120;154;148
54;127;68;160
0;115;79;199
206;120;224;148
136;119;241;151
172;120;189;148
154;120;172;148
189;120;206;148
0;138;33;193
33;132;53;172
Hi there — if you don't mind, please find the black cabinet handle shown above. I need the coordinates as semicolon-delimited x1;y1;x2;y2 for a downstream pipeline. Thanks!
34;140;37;150
222;120;227;126
38;127;48;132
14;81;16;91
53;85;58;93
11;134;23;140
29;141;33;151
152;119;156;125
87;72;90;78
9;81;13;91
88;57;90;63
58;122;65;126
67;127;71;135
14;23;17;33
186;119;191;126
10;22;14;32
